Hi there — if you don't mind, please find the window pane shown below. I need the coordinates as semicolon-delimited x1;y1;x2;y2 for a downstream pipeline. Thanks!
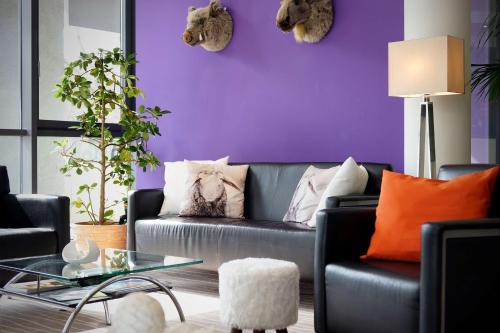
0;137;22;193
471;0;498;163
39;0;122;122
0;0;21;129
37;137;126;223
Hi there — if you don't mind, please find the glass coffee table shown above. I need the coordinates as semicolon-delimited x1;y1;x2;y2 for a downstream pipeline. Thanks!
0;249;202;333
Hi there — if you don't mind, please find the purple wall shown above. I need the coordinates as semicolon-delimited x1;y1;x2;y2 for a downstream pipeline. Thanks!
135;0;404;189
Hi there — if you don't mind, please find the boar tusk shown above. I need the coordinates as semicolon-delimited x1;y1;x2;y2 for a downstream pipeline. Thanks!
199;33;204;41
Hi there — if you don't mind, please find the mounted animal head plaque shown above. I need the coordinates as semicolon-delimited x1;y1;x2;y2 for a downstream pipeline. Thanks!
183;0;233;52
276;0;333;43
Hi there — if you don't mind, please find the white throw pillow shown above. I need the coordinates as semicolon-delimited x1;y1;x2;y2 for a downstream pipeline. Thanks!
158;156;229;216
283;165;340;223
308;157;369;227
179;162;249;219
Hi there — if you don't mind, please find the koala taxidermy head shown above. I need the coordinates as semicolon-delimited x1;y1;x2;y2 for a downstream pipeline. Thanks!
276;0;333;43
182;0;233;52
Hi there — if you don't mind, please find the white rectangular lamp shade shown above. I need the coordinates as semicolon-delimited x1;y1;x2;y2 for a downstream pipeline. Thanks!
388;35;464;98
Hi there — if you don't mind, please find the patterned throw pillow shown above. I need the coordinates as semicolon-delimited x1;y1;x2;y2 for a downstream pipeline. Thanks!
283;165;340;223
158;156;229;216
179;162;249;218
308;157;368;227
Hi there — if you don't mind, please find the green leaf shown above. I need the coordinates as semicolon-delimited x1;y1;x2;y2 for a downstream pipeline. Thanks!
104;209;114;217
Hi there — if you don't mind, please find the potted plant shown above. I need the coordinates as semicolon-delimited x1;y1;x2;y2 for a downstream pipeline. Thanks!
54;48;168;249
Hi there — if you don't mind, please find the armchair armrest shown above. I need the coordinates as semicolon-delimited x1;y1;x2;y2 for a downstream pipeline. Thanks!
314;207;376;333
326;195;380;209
420;218;500;333
127;189;164;250
16;194;70;252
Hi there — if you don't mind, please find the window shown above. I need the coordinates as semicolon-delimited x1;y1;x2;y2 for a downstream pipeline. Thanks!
0;0;21;129
471;0;500;163
35;0;134;222
0;0;24;193
39;0;122;123
0;0;135;222
38;137;127;223
0;137;22;193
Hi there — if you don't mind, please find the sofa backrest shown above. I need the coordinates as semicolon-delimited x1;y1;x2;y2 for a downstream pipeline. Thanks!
438;164;500;218
238;162;392;222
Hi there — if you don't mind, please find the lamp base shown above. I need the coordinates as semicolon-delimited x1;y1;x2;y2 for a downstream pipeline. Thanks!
418;96;436;178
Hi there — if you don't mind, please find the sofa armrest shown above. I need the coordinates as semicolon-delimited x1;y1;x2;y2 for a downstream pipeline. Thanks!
326;195;380;209
314;207;376;333
15;194;70;252
420;218;500;333
127;189;164;250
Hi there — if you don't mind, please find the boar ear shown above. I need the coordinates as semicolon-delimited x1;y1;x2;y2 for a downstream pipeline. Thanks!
188;6;196;12
209;0;221;17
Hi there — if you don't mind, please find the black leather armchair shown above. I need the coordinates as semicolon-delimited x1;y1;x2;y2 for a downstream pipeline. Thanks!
314;164;500;333
0;166;70;285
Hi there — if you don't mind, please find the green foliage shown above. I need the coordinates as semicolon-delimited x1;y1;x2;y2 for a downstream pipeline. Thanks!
54;48;169;225
471;63;500;100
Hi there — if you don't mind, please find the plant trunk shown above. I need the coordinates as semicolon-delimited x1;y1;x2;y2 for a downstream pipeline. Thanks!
98;123;105;224
98;60;106;225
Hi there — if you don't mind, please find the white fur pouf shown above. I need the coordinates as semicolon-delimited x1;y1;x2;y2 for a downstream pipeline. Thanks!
107;292;165;333
105;293;219;333
219;258;300;330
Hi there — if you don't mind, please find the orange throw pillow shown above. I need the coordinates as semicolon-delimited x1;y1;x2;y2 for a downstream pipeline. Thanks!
365;167;499;262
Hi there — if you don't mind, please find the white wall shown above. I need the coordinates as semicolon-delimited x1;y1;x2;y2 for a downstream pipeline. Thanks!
404;0;471;176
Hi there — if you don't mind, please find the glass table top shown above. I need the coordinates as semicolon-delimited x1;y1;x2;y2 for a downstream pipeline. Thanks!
0;249;203;282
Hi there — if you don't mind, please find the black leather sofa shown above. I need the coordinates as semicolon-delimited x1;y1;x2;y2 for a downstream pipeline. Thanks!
0;166;70;285
128;162;391;280
314;164;500;333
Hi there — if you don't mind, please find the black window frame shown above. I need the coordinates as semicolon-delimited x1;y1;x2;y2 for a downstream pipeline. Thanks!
0;0;135;193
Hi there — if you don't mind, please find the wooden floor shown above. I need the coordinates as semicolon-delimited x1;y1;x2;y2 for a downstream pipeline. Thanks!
0;267;315;333
150;267;314;308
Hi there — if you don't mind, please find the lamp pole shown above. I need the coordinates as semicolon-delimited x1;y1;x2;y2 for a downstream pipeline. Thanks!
417;95;437;178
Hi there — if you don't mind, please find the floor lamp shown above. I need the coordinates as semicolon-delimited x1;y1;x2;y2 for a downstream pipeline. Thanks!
388;35;465;178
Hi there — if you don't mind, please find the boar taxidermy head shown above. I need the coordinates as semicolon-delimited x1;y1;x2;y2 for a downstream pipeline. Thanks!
276;0;333;43
182;0;233;52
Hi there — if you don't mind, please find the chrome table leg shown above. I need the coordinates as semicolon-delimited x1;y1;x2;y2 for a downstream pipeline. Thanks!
0;271;29;300
103;301;111;325
62;274;185;333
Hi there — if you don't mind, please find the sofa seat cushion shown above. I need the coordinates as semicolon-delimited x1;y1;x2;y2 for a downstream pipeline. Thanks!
135;216;316;279
0;228;58;260
325;260;420;333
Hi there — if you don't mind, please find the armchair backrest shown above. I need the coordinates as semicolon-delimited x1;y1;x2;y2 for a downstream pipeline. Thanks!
438;164;500;218
0;166;9;195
